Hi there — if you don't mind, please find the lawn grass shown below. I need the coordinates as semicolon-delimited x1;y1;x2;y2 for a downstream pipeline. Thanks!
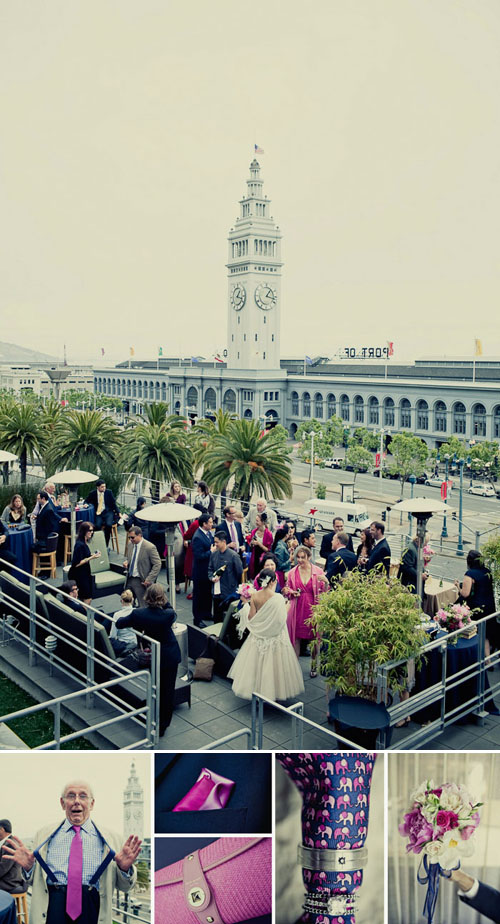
0;672;95;749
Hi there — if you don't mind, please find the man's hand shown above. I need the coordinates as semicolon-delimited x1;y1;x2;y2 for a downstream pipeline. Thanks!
0;535;5;546
115;835;142;872
60;517;69;523
142;580;151;587
451;869;475;892
123;560;129;569
2;836;35;871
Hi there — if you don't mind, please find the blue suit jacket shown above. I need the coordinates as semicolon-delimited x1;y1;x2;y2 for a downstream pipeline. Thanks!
191;528;214;580
326;547;357;583
218;519;244;548
460;882;500;922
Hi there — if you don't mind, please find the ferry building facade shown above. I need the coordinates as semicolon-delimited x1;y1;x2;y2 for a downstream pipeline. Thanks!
95;161;500;449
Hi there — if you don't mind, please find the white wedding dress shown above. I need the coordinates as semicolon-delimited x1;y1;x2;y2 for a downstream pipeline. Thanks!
228;595;305;701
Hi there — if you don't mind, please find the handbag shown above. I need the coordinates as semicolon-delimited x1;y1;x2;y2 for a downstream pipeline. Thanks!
129;632;152;668
193;636;216;681
172;768;235;812
155;837;271;924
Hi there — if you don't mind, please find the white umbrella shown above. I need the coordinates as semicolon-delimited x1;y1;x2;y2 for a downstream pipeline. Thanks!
135;503;202;608
392;497;448;599
48;469;98;549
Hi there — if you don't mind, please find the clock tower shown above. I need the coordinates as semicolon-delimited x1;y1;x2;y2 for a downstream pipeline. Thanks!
226;159;282;370
123;760;144;840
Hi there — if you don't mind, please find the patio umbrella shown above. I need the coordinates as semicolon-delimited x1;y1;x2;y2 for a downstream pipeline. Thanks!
48;469;97;550
135;502;199;609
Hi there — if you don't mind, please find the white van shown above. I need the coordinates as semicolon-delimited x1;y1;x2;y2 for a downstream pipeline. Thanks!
303;498;372;534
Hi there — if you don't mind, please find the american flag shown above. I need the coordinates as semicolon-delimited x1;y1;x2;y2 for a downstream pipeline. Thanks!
254;144;264;154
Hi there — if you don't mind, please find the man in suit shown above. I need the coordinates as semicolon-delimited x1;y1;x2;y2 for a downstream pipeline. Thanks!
326;532;358;586
451;868;500;922
208;531;243;623
219;505;245;555
398;536;419;592
243;498;278;535
319;516;354;561
191;512;214;628
123;526;161;606
85;480;120;547
300;528;317;562
3;780;140;924
33;491;62;553
367;521;391;577
0;818;26;894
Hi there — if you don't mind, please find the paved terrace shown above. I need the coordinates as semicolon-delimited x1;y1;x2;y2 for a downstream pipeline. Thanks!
1;539;499;751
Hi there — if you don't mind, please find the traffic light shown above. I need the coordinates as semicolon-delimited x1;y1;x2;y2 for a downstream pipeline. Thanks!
381;510;386;522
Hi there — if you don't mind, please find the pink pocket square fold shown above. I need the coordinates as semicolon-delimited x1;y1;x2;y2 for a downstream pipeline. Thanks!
172;768;235;812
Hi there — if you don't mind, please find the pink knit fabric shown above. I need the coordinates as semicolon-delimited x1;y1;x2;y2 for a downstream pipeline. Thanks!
155;837;271;924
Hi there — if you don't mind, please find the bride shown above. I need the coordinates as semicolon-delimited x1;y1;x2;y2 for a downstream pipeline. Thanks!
228;568;305;701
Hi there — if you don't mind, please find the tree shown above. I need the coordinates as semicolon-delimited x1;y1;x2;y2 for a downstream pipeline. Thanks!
387;433;429;496
351;427;379;451
324;415;348;449
190;409;237;508
430;437;467;461
0;401;46;482
202;418;292;507
296;419;330;462
120;414;192;501
344;444;372;481
46;409;122;474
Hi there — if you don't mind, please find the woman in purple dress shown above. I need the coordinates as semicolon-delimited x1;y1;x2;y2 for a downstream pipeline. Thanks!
283;544;328;675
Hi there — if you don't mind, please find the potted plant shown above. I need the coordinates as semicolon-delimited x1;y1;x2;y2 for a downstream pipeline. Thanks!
309;570;428;746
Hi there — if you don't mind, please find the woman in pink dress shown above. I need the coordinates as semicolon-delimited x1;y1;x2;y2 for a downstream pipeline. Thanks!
247;512;274;579
283;544;328;675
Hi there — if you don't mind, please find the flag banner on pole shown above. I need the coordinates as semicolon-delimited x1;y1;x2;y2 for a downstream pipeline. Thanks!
305;355;313;365
475;339;482;356
387;341;394;357
254;144;264;154
158;346;163;356
191;356;200;364
101;347;105;356
129;347;135;356
213;353;224;364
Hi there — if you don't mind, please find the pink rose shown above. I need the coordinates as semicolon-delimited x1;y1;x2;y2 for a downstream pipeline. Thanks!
430;788;443;797
436;810;459;831
399;809;434;853
460;825;475;840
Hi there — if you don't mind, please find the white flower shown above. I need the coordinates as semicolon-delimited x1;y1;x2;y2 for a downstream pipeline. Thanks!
424;841;446;864
439;786;463;813
438;829;476;869
411;780;435;805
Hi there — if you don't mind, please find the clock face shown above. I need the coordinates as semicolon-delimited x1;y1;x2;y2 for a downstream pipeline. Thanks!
133;809;141;820
230;283;246;311
255;283;277;310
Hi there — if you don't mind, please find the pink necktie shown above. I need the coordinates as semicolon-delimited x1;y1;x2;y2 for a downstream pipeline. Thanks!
66;825;83;920
230;522;237;545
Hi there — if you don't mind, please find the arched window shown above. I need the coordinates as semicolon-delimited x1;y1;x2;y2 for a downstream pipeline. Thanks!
384;397;395;427
149;382;154;401
340;394;350;422
303;392;311;417
315;393;324;418
223;389;236;413
354;395;364;423
327;393;336;418
155;381;161;400
416;399;428;430
132;380;137;398
161;382;167;400
204;387;216;411
368;396;379;425
174;400;181;415
291;391;299;416
434;401;447;433
400;398;411;428
137;381;143;398
243;408;253;418
117;380;121;396
473;403;486;437
494;406;500;439
453;402;466;435
187;386;198;409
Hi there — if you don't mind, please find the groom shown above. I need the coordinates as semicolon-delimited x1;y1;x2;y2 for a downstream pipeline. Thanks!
451;869;500;923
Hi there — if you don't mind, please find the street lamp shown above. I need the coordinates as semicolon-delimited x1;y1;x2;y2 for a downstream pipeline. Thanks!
393;497;448;601
379;427;391;476
440;453;450;539
407;474;416;527
457;457;465;556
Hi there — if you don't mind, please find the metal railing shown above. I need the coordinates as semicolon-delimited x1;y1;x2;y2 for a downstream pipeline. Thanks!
0;562;160;748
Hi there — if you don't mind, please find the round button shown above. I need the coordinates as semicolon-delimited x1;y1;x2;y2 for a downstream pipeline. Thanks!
188;887;206;908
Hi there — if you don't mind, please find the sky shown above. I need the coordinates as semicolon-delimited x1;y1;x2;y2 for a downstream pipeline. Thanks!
1;0;500;366
0;752;151;839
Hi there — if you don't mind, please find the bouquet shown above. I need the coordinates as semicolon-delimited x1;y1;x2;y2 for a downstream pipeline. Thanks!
422;543;435;566
237;582;254;601
434;603;473;642
399;779;481;923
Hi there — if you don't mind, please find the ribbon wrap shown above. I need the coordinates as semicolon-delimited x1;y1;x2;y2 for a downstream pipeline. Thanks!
278;752;375;924
417;856;457;924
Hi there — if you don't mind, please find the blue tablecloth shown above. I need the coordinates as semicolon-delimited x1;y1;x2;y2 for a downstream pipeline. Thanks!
413;631;480;722
59;504;95;524
0;890;17;924
6;524;33;578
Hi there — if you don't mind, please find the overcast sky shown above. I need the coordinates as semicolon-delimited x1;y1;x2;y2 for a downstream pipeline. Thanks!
0;753;150;839
1;0;499;366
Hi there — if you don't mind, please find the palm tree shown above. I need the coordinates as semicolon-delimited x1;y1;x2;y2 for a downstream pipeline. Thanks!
119;414;193;501
46;409;122;473
143;402;170;426
202;418;292;508
190;409;238;510
0;401;46;482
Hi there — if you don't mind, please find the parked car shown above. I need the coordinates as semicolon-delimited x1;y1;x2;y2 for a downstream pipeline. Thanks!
424;476;454;491
323;457;344;469
468;483;496;497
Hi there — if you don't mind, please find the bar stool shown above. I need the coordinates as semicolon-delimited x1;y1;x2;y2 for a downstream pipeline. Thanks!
32;532;58;578
109;523;120;553
11;892;29;924
63;533;72;565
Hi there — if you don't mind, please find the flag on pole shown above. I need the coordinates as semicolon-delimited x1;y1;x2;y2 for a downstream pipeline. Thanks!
254;144;264;154
158;346;163;356
305;355;313;365
100;347;105;356
213;353;224;364
129;347;135;356
475;339;482;356
387;341;394;357
191;356;200;364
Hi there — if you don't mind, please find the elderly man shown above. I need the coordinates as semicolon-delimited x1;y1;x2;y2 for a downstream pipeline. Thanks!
319;516;354;560
243;498;278;535
326;532;357;586
0;818;26;894
124;526;161;606
3;780;140;924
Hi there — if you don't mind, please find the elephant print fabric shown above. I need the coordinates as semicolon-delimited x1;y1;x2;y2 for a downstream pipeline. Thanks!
277;752;375;924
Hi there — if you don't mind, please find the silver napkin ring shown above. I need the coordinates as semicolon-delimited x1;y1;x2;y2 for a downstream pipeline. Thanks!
297;844;368;871
303;892;357;916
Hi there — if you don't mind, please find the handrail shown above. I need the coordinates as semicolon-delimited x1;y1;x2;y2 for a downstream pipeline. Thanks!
250;693;371;752
202;728;252;750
